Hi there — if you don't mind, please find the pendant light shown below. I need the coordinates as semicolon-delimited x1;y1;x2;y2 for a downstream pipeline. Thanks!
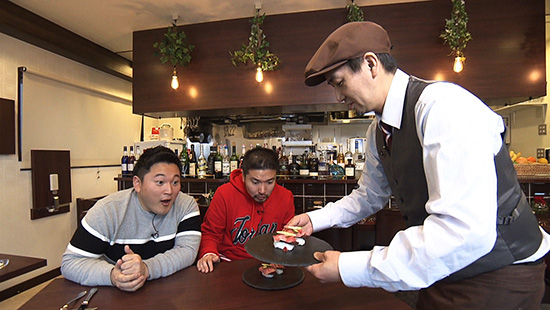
171;66;179;89
255;66;264;83
453;53;465;73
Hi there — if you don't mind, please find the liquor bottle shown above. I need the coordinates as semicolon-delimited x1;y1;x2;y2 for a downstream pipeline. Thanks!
207;145;217;177
278;148;289;177
135;145;141;161
299;151;310;178
197;144;207;179
345;141;353;165
188;144;197;178
352;140;362;164
329;153;345;179
121;146;129;176
318;150;328;178
308;147;319;179
214;145;223;178
180;144;190;177
288;150;300;179
239;144;246;168
128;146;135;175
345;159;355;179
230;143;239;173
353;140;365;178
222;144;230;177
337;143;345;168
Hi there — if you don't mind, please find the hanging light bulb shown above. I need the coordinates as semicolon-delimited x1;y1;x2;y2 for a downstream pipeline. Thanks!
255;66;264;83
453;53;465;73
171;66;179;89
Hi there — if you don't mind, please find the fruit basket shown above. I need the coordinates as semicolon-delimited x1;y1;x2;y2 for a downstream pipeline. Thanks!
514;164;550;176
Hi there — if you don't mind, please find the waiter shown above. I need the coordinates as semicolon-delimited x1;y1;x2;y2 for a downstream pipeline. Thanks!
287;21;550;309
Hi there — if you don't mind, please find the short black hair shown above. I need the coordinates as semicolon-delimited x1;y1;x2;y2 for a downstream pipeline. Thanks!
133;145;182;180
346;53;397;74
241;147;278;176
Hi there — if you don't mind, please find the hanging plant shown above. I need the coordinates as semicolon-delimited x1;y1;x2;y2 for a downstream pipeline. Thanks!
440;0;472;57
346;0;364;22
153;23;195;67
230;10;281;72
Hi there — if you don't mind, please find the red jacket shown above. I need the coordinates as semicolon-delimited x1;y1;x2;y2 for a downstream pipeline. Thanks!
199;169;295;260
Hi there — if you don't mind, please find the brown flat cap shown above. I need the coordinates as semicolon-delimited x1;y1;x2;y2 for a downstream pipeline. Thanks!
304;21;391;86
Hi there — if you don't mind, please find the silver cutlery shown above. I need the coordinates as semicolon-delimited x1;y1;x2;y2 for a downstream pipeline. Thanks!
59;290;86;310
77;287;98;310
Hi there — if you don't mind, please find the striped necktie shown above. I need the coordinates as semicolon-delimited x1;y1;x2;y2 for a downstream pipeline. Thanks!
379;121;393;152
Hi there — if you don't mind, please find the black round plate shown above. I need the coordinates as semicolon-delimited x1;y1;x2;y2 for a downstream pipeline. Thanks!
242;264;304;290
245;233;333;266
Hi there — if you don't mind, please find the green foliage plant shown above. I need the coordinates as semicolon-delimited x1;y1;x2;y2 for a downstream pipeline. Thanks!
346;1;364;22
230;10;281;72
153;23;195;67
440;0;472;57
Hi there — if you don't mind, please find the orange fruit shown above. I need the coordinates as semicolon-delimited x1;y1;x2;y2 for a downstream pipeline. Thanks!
527;157;536;162
516;157;528;164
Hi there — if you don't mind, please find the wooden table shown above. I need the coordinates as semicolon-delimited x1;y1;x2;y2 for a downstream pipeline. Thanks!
0;253;46;282
20;259;412;310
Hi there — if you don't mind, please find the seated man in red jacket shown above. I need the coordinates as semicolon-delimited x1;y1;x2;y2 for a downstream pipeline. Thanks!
197;147;295;273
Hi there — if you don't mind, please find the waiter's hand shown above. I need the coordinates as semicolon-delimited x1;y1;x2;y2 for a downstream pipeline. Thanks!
197;253;220;273
285;213;313;237
110;245;148;292
305;251;342;283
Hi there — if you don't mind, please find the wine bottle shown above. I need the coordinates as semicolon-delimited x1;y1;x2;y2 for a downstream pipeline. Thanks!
179;144;190;177
207;146;217;177
230;143;239;173
128;146;135;175
288;150;299;179
214;145;223;178
198;144;207;179
222;144;230;177
299;151;310;178
121;146;129;176
308;147;319;179
188;144;197;177
278;148;289;177
239;144;246;168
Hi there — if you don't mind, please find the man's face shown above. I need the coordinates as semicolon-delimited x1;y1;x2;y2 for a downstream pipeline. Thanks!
133;162;181;215
243;169;277;203
325;56;384;114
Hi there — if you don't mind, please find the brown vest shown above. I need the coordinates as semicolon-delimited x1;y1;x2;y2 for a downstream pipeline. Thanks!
376;76;542;281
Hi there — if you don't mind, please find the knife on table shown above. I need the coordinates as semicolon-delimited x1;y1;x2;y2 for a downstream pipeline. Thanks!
77;287;98;310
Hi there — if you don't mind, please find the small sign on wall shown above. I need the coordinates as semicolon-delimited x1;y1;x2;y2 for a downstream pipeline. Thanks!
30;150;72;219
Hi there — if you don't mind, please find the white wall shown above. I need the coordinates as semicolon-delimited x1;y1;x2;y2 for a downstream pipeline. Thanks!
0;33;135;291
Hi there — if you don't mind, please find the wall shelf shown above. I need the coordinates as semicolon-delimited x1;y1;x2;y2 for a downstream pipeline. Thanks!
492;102;546;117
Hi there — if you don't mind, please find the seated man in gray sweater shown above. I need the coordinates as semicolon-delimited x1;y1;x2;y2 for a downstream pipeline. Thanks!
61;146;201;292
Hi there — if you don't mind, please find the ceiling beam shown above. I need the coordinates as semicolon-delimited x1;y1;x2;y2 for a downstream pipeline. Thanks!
0;1;132;82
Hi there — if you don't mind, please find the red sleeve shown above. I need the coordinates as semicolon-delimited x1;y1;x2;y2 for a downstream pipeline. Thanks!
198;191;227;258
